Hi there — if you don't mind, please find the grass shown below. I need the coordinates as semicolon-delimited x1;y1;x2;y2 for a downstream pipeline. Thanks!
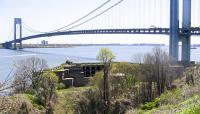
178;95;200;114
0;94;41;113
53;86;92;114
0;85;92;114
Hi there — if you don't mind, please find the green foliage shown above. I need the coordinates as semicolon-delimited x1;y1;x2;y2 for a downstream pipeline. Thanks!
26;94;44;110
24;89;35;95
96;48;115;64
54;87;92;114
90;72;103;87
76;89;104;114
136;67;200;114
123;74;137;89
57;82;66;90
111;62;138;90
111;62;137;75
34;71;58;108
176;95;200;114
179;104;200;114
159;88;182;105
141;98;160;110
41;71;59;83
90;72;104;98
26;94;34;101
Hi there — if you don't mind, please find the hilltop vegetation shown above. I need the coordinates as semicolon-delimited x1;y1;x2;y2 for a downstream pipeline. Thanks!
1;47;200;114
130;65;200;114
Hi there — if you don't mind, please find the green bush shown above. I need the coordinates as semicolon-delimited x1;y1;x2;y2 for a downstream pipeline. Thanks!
141;98;160;110
57;82;66;90
76;89;104;114
35;71;58;108
26;94;45;110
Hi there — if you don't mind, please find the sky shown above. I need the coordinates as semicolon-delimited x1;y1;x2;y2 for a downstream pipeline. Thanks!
0;0;200;44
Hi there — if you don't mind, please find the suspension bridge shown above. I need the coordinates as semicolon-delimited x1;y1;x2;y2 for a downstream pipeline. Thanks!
1;0;200;64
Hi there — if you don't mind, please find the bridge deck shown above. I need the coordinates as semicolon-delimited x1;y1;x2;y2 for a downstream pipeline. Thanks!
2;28;200;44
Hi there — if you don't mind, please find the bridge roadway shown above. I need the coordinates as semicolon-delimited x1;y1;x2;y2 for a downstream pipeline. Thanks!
2;27;200;44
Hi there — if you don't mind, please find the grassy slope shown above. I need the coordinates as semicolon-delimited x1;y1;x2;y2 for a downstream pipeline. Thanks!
0;87;91;114
54;86;91;114
127;67;200;114
135;87;200;114
0;94;42;114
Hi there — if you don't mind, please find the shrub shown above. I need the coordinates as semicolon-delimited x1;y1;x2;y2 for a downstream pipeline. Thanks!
75;89;104;114
57;83;66;90
35;71;58;107
141;98;160;110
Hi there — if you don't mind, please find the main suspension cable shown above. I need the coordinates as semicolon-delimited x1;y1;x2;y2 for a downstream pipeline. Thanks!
22;22;45;33
64;0;125;31
22;0;112;34
51;0;112;32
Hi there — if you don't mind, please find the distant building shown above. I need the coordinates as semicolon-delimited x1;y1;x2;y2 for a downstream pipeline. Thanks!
41;40;48;46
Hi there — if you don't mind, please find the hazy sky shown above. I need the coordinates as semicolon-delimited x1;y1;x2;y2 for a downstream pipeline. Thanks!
0;0;200;44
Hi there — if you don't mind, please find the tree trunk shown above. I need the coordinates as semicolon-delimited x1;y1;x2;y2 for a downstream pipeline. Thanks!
103;65;110;114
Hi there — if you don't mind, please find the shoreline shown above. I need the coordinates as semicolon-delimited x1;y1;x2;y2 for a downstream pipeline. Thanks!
0;43;167;49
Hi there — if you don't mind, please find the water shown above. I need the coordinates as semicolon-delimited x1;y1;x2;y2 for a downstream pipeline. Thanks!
0;45;199;82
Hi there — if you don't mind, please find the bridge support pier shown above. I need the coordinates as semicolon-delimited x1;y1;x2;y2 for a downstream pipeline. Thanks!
2;42;12;49
181;37;190;64
14;18;22;49
169;0;179;61
181;0;191;64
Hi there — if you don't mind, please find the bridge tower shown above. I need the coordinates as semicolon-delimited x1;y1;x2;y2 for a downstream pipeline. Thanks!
170;0;191;64
13;18;22;49
181;0;191;64
169;0;179;61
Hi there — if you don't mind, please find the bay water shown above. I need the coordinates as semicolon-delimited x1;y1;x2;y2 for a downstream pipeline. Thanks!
0;45;199;82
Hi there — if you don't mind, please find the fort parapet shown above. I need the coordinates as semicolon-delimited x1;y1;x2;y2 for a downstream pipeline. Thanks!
52;62;104;87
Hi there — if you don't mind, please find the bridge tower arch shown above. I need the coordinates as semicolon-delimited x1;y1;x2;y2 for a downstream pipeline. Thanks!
14;18;22;49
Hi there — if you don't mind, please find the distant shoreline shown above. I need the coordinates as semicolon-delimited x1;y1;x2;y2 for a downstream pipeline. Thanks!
0;43;200;49
0;43;166;49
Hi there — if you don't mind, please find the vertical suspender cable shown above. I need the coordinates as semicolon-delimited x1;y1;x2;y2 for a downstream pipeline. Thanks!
160;0;162;27
146;0;149;27
144;0;146;27
198;0;200;28
135;0;138;27
64;0;125;31
20;0;112;34
154;0;156;26
139;0;141;27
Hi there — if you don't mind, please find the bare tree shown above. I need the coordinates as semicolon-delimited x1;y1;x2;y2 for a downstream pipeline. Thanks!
12;57;58;113
0;69;14;93
138;47;175;102
132;53;144;64
13;57;48;93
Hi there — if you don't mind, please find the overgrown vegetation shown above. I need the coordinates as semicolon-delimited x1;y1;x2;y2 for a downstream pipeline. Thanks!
4;57;59;114
132;65;200;114
75;47;178;114
2;47;200;114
